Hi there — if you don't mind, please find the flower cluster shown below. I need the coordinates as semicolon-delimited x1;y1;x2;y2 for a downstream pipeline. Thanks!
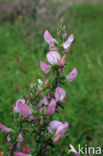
0;23;79;156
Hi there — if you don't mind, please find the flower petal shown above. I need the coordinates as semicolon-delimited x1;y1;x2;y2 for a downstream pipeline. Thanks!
48;120;62;131
55;87;66;103
42;96;48;105
0;123;10;133
48;120;68;142
47;51;61;65
54;132;61;142
15;99;32;118
66;67;78;82
29;115;34;121
18;133;24;144
14;152;30;156
30;83;33;88
45;99;56;115
44;30;54;44
62;122;69;136
40;61;51;74
63;34;74;50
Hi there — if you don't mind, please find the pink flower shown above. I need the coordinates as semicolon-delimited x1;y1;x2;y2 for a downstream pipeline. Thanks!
44;30;54;44
45;99;56;115
48;120;68;142
6;133;24;145
14;152;30;156
23;144;31;154
39;96;49;112
0;123;10;133
14;99;32;118
55;87;66;103
42;96;48;105
29;115;34;121
16;134;24;150
18;133;24;144
69;144;80;156
44;30;56;50
47;51;60;65
7;134;11;142
44;30;74;52
63;34;74;52
40;61;51;74
39;97;48;108
48;120;62;131
66;67;78;82
30;83;33;88
47;51;66;68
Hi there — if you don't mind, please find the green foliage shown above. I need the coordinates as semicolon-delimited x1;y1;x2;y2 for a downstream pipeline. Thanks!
0;3;103;154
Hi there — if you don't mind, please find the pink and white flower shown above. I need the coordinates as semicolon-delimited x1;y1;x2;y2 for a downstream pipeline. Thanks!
66;67;78;82
44;30;56;51
48;120;68;142
15;152;30;156
30;83;33;88
7;133;24;148
0;123;10;133
63;34;74;52
47;51;66;67
55;87;66;103
39;96;49;112
44;30;54;44
16;133;25;150
42;96;48;105
45;99;56;115
44;30;74;52
13;99;32;118
7;134;11;142
41;52;66;74
18;133;24;144
69;144;80;156
47;51;61;65
40;61;51;74
39;96;48;108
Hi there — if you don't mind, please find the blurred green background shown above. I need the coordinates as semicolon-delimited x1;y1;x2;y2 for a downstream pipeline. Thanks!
0;0;103;155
